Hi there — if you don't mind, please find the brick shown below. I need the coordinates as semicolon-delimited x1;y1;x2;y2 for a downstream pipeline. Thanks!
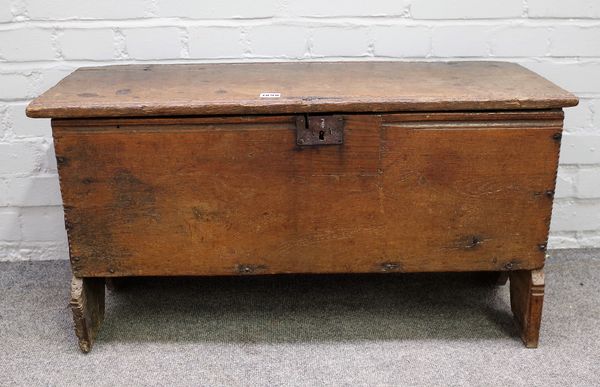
550;26;600;57
0;208;21;241
6;175;62;206
0;28;55;62
551;200;600;231
0;178;7;205
288;0;407;17
559;134;600;164
36;141;58;173
59;29;115;60
0;28;55;61
554;167;577;198
124;27;183;60
528;0;600;18
0;143;38;174
524;62;600;95
10;0;26;21
0;106;8;137
490;27;549;57
0;3;13;22
248;26;309;58
188;27;243;59
563;99;592;133
0;72;34;100
577;233;600;248
576;168;600;198
26;0;150;20
372;26;430;57
547;234;579;249
592;100;600;129
20;206;66;241
4;241;70;261
34;68;75;97
411;0;522;19
156;0;278;18
7;103;51;138
311;27;370;57
432;26;490;57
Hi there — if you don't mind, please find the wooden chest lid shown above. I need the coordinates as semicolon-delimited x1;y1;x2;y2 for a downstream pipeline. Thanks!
26;61;578;119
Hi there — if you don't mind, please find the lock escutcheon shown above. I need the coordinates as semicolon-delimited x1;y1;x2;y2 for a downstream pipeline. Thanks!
296;114;344;146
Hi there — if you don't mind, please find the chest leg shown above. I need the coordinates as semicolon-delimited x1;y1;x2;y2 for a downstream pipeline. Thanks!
70;276;105;353
510;269;545;348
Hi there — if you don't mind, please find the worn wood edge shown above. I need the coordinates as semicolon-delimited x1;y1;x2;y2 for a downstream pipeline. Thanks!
382;109;564;123
70;276;105;353
73;260;547;277
25;61;579;118
51;109;565;130
510;269;545;348
52;114;296;127
383;120;564;130
27;98;579;119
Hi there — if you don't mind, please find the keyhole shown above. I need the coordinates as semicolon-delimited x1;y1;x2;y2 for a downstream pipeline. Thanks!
318;130;325;140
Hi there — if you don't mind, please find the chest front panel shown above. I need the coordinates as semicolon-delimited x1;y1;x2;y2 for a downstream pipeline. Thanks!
53;111;562;277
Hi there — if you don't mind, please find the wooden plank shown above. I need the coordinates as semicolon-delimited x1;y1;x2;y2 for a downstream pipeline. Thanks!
27;62;577;118
378;119;560;272
54;112;561;277
70;276;105;353
510;269;545;348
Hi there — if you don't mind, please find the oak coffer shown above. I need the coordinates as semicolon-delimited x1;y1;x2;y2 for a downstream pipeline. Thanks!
27;61;578;352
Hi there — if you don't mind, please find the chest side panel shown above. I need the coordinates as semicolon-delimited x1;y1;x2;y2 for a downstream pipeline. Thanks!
53;111;562;276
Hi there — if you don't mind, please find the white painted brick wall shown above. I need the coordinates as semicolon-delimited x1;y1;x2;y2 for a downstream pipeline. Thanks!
0;72;34;100
124;27;185;60
0;5;13;23
7;103;51;138
155;0;280;19
248;25;309;58
550;26;600;57
188;27;243;59
527;0;600;18
59;29;116;60
25;0;151;20
431;26;490;57
411;0;523;19
0;27;55;61
286;1;408;17
0;208;20;240
372;26;430;57
490;27;549;57
1;0;599;260
311;27;371;57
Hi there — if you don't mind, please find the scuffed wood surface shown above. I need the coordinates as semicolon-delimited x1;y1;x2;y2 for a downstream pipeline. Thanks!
54;111;561;277
70;277;105;353
27;61;577;118
510;269;545;348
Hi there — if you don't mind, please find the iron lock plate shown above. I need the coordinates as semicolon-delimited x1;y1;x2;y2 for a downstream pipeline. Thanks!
296;115;344;146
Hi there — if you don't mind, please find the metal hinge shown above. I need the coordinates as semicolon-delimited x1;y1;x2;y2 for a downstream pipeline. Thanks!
296;114;344;146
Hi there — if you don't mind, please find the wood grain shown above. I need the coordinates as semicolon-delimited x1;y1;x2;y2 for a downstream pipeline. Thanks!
27;62;577;118
70;276;105;353
510;269;545;348
27;61;578;349
53;111;562;277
